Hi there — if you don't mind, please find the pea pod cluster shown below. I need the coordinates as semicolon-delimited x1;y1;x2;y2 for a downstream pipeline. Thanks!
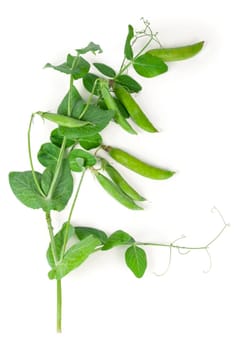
99;79;136;134
101;158;145;201
114;84;158;133
95;171;143;210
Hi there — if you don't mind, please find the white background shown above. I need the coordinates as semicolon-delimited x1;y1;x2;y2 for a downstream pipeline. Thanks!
0;0;241;348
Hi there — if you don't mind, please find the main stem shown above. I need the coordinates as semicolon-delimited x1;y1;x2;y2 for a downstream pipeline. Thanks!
45;212;61;332
54;71;75;333
57;279;62;333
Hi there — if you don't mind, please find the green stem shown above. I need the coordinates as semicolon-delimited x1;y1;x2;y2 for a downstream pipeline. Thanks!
47;72;75;333
78;78;100;119
60;169;86;259
28;114;46;197
47;63;76;200
45;212;62;332
57;279;62;333
117;35;154;76
68;76;74;116
46;138;67;200
45;211;58;265
136;241;207;250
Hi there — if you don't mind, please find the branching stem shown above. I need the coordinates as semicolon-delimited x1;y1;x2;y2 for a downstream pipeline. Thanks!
27;114;46;197
45;211;58;265
60;169;86;259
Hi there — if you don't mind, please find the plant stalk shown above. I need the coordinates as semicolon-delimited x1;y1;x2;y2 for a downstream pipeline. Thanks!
57;279;62;333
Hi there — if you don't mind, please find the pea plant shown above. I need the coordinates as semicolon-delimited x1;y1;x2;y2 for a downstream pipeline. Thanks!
9;20;228;332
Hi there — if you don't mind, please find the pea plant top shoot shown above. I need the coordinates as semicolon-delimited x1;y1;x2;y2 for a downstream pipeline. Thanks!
9;19;228;333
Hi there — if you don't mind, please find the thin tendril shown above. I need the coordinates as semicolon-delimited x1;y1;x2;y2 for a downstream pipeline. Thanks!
154;244;173;277
178;247;191;255
206;206;230;247
203;248;212;273
118;18;163;76
137;207;229;276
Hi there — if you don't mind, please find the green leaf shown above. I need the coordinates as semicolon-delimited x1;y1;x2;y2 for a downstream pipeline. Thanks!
133;53;168;78
79;133;102;150
75;226;108;244
93;63;116;78
40;167;53;195
46;222;75;268
40;160;73;211
44;62;72;75
57;86;83;115
59;105;114;139
125;245;147;278
115;75;142;93
9;167;73;212
49;235;100;279
68;149;96;172
45;54;90;80
37;143;60;167
102;230;135;250
124;25;134;60
71;100;86;118
76;42;102;55
9;171;46;210
82;73;100;95
66;54;90;80
50;128;75;148
83;103;115;127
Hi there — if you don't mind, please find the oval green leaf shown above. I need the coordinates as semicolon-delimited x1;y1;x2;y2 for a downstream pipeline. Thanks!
83;73;100;95
115;74;142;93
102;230;135;250
57;86;83;115
47;222;75;268
49;235;101;279
66;54;90;80
50;128;75;148
9;171;46;210
79;133;102;150
37;143;60;167
69;149;96;171
45;54;90;80
93;63;116;78
75;227;108;244
125;245;147;278
76;42;102;55
133;53;168;78
40;160;73;211
124;24;134;60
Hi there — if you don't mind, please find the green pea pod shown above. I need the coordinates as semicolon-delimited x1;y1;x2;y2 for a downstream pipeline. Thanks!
37;111;91;128
101;158;145;201
147;41;204;62
99;80;137;135
95;172;143;210
114;85;158;133
104;146;175;180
